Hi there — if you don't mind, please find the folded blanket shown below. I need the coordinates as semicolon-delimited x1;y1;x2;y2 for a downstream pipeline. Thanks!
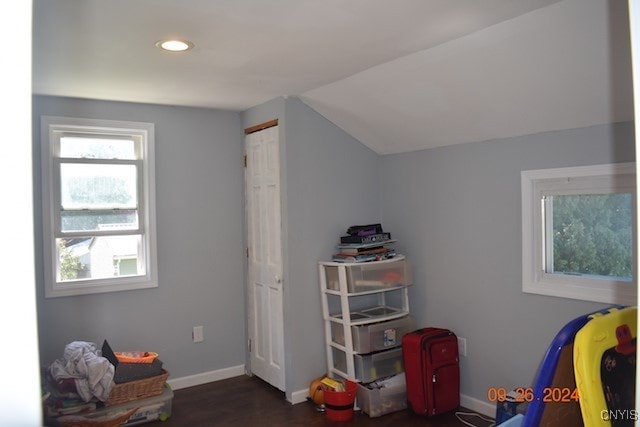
50;341;115;402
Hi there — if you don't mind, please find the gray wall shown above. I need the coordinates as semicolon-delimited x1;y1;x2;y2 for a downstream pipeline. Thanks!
33;94;382;402
242;96;382;400
379;122;635;402
34;94;635;408
33;96;246;379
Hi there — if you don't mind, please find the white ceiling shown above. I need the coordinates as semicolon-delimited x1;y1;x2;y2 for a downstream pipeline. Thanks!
32;0;634;154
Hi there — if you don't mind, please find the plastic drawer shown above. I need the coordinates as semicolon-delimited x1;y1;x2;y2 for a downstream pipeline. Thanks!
355;347;404;382
357;374;407;418
325;258;412;292
331;315;415;353
333;347;404;382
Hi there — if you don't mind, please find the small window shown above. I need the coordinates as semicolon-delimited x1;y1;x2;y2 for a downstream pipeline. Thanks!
41;117;157;297
521;163;636;304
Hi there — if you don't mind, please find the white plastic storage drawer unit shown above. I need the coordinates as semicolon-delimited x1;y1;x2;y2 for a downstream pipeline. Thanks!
325;257;412;293
331;315;415;353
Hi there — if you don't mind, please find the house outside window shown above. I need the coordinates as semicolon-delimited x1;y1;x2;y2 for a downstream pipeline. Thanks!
41;116;157;297
521;163;636;304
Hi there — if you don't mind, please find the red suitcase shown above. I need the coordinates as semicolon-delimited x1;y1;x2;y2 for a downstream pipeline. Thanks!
402;327;460;416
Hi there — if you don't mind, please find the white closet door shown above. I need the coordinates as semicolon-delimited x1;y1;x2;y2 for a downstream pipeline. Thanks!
245;125;285;391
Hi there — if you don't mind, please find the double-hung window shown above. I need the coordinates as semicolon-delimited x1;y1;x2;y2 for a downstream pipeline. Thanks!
41;116;157;297
521;163;636;304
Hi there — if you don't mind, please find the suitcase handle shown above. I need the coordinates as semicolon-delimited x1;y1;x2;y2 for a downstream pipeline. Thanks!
420;332;454;349
412;327;441;336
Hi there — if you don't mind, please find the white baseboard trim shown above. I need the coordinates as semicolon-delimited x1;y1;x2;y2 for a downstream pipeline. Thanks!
289;388;309;405
167;365;246;391
460;393;495;418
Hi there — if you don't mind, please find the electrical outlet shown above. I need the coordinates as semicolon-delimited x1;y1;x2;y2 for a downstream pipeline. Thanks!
457;337;467;357
193;326;204;343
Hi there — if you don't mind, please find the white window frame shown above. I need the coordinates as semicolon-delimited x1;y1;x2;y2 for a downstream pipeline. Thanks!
521;163;637;304
41;116;158;297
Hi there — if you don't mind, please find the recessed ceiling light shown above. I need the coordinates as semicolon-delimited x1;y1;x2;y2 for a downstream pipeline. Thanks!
155;39;194;52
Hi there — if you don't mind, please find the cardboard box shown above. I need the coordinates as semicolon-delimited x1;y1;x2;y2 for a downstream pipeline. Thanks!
102;340;163;384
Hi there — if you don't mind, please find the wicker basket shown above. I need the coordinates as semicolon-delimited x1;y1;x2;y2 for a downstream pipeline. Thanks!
105;369;169;406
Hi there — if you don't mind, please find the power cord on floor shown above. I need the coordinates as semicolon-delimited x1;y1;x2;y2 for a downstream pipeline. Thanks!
454;411;496;427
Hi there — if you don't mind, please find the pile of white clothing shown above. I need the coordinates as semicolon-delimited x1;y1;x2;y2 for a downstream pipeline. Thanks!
49;341;115;402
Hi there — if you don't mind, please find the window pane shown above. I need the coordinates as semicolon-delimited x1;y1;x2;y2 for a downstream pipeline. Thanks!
60;163;137;210
61;209;138;232
60;137;136;160
56;235;143;282
548;193;633;280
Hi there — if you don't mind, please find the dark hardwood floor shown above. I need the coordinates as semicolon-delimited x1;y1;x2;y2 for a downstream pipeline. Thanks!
144;375;495;427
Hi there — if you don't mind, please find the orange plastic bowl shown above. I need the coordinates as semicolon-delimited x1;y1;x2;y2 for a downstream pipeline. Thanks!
114;351;159;364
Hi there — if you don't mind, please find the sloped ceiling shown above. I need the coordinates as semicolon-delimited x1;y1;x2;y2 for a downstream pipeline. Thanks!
32;0;633;154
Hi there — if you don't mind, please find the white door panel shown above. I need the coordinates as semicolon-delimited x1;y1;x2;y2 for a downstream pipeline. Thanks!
245;125;284;391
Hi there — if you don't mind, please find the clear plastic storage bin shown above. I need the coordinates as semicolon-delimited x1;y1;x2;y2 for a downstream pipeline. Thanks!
325;258;412;293
357;373;408;417
333;347;404;383
354;347;404;382
331;315;415;353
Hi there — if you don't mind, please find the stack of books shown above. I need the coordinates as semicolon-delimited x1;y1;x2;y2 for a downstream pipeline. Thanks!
332;224;397;263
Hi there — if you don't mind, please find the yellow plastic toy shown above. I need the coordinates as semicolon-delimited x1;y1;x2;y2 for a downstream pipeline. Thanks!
573;306;636;426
